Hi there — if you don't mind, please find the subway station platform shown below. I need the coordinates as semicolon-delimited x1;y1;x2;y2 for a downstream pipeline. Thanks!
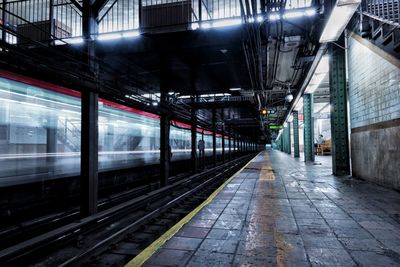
132;150;400;267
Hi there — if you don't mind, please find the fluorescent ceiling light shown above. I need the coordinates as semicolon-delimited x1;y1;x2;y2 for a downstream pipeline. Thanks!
304;9;317;16
319;0;361;43
256;15;264;23
305;55;329;94
98;32;122;41
191;23;200;30
63;37;84;44
229;87;241;91
212;18;242;28
283;11;304;19
122;30;140;38
269;13;281;21
294;97;304;111
201;22;212;29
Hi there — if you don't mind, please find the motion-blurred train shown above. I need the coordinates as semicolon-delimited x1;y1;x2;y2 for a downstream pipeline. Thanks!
0;73;237;187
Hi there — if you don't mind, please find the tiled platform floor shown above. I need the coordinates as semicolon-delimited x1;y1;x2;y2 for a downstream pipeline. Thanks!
144;150;400;267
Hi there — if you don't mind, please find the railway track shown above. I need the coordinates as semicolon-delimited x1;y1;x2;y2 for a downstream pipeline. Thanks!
0;154;254;266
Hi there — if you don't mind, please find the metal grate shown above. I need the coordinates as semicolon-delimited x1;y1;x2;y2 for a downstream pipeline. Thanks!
365;0;400;24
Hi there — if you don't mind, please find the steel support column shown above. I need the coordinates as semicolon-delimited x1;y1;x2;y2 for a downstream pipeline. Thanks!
293;111;300;158
80;91;98;217
160;93;170;186
228;133;232;160
2;0;6;44
80;0;99;217
329;41;350;175
212;108;217;167
190;97;197;174
287;124;291;154
221;110;225;163
303;94;315;162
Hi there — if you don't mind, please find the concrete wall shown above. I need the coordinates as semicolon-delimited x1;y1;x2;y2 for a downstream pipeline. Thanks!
347;33;400;190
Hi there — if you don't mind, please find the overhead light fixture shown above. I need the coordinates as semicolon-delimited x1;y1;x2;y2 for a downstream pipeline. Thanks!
256;15;264;23
63;37;84;44
212;18;242;28
304;9;317;16
305;55;329;94
229;87;241;91
283;11;304;19
191;23;200;30
201;22;212;29
122;30;140;38
98;32;122;41
261;108;267;115
285;93;294;102
320;0;361;43
269;13;281;21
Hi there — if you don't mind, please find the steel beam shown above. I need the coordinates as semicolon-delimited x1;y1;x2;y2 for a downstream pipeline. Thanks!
191;98;197;173
160;94;170;186
293;111;300;158
329;41;350;175
303;93;315;162
221;110;225;163
212;108;217;167
80;91;99;217
287;123;291;155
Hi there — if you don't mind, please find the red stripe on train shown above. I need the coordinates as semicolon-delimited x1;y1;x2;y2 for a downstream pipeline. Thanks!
0;70;81;98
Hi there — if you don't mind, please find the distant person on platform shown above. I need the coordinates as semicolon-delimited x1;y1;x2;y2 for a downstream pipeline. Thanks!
317;134;325;144
198;139;205;168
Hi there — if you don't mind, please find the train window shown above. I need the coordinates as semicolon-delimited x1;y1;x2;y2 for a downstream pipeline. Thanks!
0;76;81;187
98;99;160;171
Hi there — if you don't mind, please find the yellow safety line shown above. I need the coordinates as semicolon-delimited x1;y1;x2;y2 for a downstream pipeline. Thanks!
125;153;260;267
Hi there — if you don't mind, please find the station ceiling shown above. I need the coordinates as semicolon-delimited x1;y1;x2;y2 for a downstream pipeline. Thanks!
0;10;325;143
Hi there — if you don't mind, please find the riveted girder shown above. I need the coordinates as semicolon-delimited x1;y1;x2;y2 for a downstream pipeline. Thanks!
303;94;315;162
329;42;350;175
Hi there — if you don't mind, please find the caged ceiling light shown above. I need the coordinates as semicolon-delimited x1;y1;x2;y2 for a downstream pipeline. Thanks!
320;0;362;43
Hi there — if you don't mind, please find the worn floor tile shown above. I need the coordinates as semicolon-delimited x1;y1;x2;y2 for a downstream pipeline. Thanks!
144;151;400;267
164;237;203;251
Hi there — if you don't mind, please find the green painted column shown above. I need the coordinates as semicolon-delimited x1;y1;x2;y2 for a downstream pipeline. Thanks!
303;93;315;162
293;111;300;158
287;123;291;155
329;42;350;175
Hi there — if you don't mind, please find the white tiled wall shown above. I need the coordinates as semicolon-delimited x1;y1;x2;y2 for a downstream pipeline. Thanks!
347;36;400;129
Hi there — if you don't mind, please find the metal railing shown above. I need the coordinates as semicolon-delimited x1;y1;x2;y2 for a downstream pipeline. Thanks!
364;0;399;25
0;0;314;45
0;0;81;44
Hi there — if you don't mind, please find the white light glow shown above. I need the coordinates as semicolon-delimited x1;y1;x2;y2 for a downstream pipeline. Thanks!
229;88;241;91
305;55;329;94
152;102;158;106
122;30;140;38
63;37;84;44
191;23;200;30
256;15;264;23
97;33;122;41
305;9;317;16
283;11;304;19
201;22;212;29
61;109;80;115
248;17;255;23
320;1;360;43
212;18;242;28
269;13;281;21
294;97;304;111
